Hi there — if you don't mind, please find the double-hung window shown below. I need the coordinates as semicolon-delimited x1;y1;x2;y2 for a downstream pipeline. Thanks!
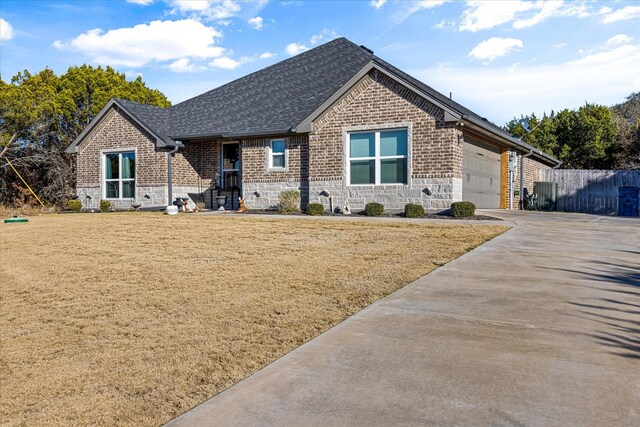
348;129;407;185
104;151;135;199
269;139;286;169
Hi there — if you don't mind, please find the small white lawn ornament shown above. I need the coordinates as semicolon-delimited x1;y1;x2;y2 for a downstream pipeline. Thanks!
343;199;351;215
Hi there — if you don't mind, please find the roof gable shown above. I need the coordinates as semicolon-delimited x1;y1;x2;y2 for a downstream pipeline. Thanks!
66;37;559;166
66;99;175;154
168;38;372;138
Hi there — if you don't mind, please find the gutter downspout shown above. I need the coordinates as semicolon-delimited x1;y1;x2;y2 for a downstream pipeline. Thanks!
520;149;533;209
167;144;180;206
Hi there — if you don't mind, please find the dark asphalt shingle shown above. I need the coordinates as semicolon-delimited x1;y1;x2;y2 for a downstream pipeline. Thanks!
169;38;372;137
116;99;173;142
107;37;556;164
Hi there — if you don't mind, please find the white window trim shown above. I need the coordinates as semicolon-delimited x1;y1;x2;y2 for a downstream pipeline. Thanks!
346;128;408;186
101;149;137;200
267;138;287;171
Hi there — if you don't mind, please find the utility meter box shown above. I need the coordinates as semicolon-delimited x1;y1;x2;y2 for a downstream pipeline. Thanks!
508;152;518;172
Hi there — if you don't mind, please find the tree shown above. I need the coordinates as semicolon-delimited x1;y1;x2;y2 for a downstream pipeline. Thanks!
505;112;558;157
609;92;640;169
0;66;170;206
505;102;621;169
566;104;616;169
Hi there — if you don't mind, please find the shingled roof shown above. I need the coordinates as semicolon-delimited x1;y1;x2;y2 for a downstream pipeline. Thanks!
169;38;372;138
66;37;559;165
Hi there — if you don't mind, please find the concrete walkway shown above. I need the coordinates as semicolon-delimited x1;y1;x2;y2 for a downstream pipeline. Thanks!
167;211;640;426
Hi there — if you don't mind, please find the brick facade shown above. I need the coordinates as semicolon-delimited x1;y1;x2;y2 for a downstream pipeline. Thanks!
74;72;551;212
309;70;462;181
172;140;219;190
241;135;309;183
241;70;464;211
76;106;167;187
75;106;219;210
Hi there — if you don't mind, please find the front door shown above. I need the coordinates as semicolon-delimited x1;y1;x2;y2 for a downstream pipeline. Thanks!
222;142;241;190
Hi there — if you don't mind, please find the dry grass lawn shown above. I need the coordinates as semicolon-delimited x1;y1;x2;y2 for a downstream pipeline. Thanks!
0;213;505;426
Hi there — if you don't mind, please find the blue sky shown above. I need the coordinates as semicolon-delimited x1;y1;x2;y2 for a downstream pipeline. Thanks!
1;0;639;125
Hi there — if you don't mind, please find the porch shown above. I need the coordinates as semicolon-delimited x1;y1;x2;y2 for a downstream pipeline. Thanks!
171;140;242;211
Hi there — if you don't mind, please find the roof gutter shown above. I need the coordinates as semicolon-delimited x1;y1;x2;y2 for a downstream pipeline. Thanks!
462;114;560;166
171;127;296;141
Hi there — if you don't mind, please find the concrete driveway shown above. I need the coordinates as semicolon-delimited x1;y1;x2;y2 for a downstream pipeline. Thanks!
167;211;639;426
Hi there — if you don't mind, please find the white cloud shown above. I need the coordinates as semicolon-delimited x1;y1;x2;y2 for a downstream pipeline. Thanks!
606;34;633;47
169;0;242;21
170;0;214;12
54;19;224;68
286;29;338;56
286;42;308;56
392;0;449;24
561;2;591;18
553;42;566;49
513;1;563;29
370;0;387;10
598;7;612;15
209;56;243;69
259;51;275;59
460;0;593;32
460;0;533;32
126;0;154;5
469;37;523;63
415;43;640;124
574;43;637;66
309;28;337;45
168;58;199;72
0;18;14;41
602;5;640;24
248;16;263;30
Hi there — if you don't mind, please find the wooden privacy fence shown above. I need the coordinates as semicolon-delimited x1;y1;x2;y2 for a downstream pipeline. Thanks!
539;169;640;215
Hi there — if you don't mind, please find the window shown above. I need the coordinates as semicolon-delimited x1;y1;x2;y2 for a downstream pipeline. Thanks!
222;143;240;189
269;139;286;169
104;151;135;199
347;129;407;185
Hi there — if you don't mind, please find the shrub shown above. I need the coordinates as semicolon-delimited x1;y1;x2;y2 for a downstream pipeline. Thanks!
364;202;384;216
67;199;82;211
100;199;112;212
451;201;476;218
306;203;324;216
279;190;300;213
404;203;425;218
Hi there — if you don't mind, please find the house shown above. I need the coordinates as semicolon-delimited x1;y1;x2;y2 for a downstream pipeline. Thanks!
66;38;560;212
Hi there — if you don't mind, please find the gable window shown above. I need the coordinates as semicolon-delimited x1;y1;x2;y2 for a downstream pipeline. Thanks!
269;139;286;169
104;151;135;199
347;129;407;185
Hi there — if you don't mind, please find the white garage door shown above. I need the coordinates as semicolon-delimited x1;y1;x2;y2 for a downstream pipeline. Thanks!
462;137;502;209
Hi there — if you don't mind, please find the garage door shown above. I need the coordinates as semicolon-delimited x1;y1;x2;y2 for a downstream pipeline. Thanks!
462;137;502;208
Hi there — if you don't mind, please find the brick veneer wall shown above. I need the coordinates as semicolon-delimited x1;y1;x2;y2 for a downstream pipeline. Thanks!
241;135;309;183
76;106;168;187
241;70;464;211
309;70;462;181
75;105;218;210
172;140;219;189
